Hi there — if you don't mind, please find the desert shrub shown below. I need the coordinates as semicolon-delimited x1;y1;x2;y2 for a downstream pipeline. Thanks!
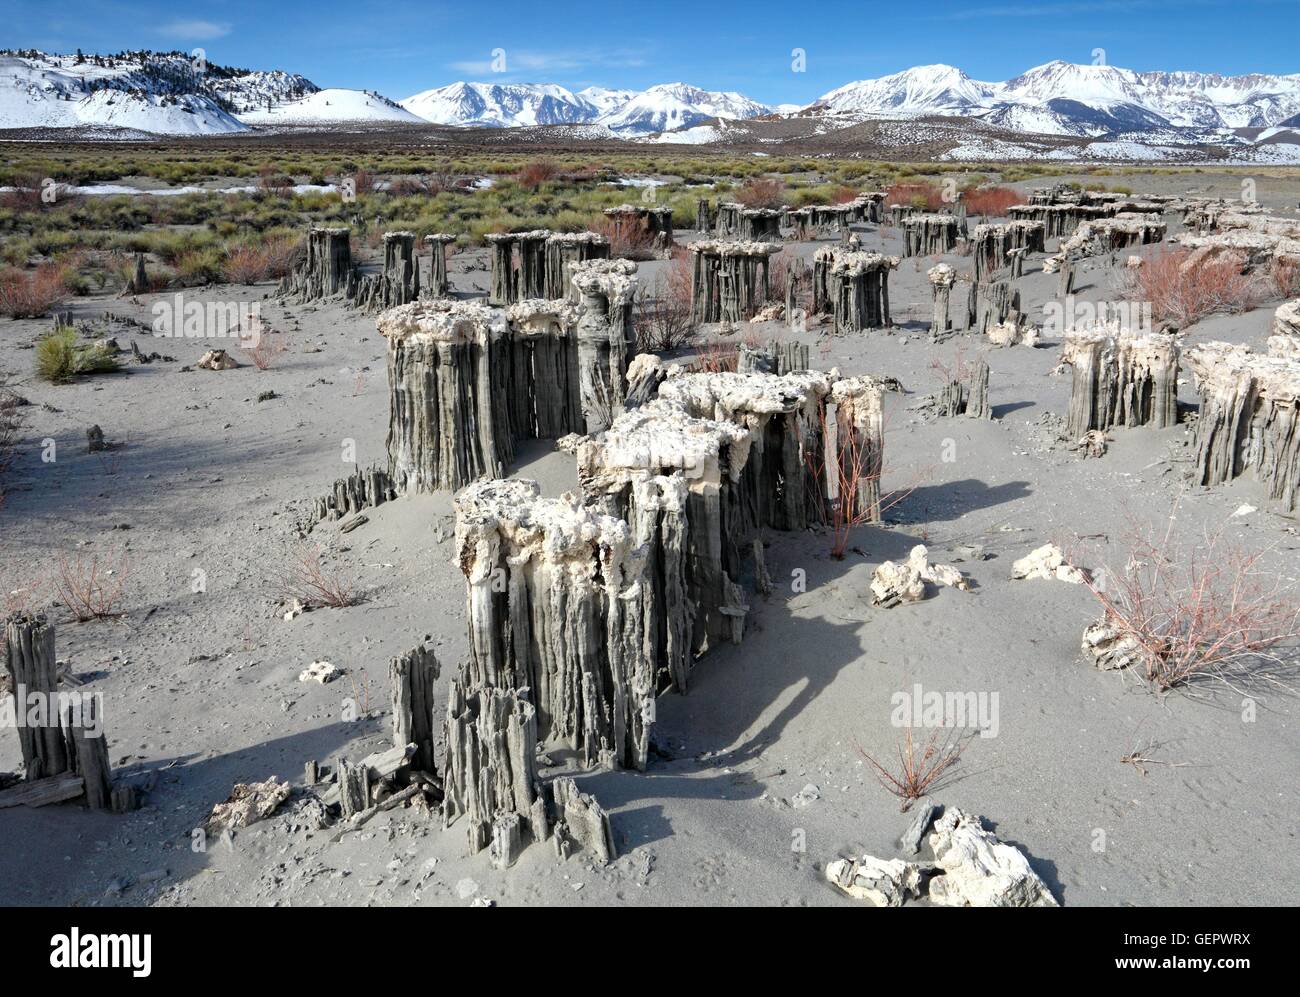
222;245;269;284
961;185;1021;217
857;727;968;811
174;248;224;287
829;185;861;204
733;177;785;209
695;337;739;373
783;188;818;208
1123;247;1261;327
350;168;377;195
221;235;297;285
884;181;944;211
0;264;66;318
1085;513;1300;692
256;164;293;198
241;330;290;370
54;549;130;621
0;176;45;212
277;544;364;609
516;159;559;191
0;376;21;509
593;215;657;261
58;264;90;297
34;326;120;384
634;248;693;352
262;234;301;280
145;229;222;265
1270;258;1300;299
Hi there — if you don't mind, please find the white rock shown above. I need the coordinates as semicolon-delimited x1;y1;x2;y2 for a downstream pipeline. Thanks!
826;854;924;907
927;808;1058;907
872;545;969;607
298;660;339;684
205;777;291;833
1081;618;1142;671
791;783;821;808
1011;543;1088;584
197;348;239;370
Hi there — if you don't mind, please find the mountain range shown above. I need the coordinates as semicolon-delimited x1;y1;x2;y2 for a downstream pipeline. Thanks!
814;62;1300;136
399;81;770;134
2;49;1298;159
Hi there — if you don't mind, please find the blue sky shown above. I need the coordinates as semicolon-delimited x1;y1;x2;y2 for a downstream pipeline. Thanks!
11;0;1298;104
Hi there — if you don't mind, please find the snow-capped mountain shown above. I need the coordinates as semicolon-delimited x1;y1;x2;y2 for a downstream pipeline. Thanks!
209;70;318;115
3;49;1297;157
400;82;599;128
575;86;638;117
816;65;998;117
399;80;771;133
238;88;424;125
0;50;249;133
595;83;769;133
0;50;409;135
813;60;1300;138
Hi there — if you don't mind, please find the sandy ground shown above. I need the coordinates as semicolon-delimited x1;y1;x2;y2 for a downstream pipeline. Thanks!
1;172;1297;907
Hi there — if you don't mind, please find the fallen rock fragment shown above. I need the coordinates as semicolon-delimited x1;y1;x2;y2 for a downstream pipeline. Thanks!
1011;543;1088;584
1081;618;1143;671
298;660;339;684
901;798;940;856
197;349;239;371
927;808;1058;907
871;557;925;607
552;776;616;865
1070;429;1110;458
206;776;291;833
748;301;785;323
791;783;821;808
1270;298;1300;360
986;319;1040;348
871;545;970;607
826;854;925;906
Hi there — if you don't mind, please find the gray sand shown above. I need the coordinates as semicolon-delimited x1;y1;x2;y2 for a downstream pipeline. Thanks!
1;175;1297;907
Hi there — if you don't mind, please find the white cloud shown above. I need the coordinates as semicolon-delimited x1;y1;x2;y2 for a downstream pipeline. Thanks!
157;20;232;41
445;48;646;78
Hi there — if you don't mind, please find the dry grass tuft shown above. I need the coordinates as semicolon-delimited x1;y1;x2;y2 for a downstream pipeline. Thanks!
241;330;290;371
961;184;1021;217
694;337;739;373
0;264;67;319
593;214;657;261
857;727;968;812
1270;258;1300;299
884;181;944;212
54;550;130;622
515;159;559;191
1086;505;1300;693
733;177;786;209
634;247;693;352
277;544;364;609
1123;247;1261;327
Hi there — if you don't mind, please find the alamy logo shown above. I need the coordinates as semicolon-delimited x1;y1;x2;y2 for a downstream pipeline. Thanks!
890;682;1000;739
152;294;263;346
49;929;151;977
0;687;103;737
1042;295;1152;337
